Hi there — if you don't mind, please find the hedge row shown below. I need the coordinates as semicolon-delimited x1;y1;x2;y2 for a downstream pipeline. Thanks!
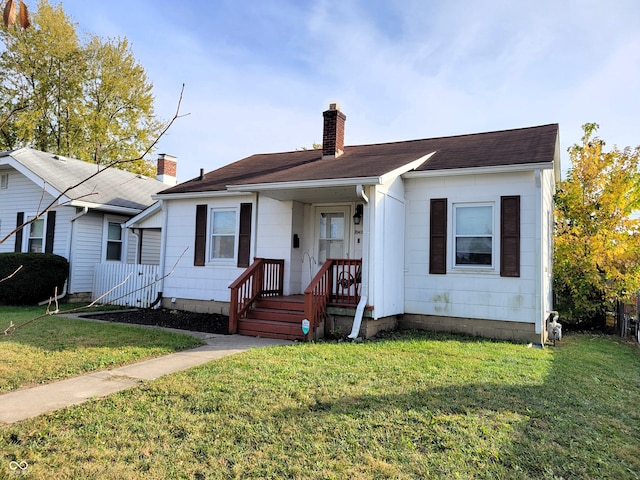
0;253;68;305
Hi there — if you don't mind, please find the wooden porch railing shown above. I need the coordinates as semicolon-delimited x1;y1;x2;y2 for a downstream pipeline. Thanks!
304;258;362;333
228;258;284;334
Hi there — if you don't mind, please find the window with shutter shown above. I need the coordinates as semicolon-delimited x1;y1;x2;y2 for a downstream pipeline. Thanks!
45;211;56;254
429;198;447;274
237;203;252;267
14;212;24;252
454;204;494;266
500;196;520;277
194;204;207;266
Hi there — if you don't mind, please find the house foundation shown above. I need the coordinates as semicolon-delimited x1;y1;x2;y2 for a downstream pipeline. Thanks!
399;314;543;345
160;297;230;316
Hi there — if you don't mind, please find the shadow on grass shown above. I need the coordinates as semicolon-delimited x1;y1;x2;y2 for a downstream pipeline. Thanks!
276;336;640;477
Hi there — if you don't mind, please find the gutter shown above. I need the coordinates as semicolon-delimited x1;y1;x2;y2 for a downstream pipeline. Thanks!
348;184;370;340
403;161;554;178
157;200;168;302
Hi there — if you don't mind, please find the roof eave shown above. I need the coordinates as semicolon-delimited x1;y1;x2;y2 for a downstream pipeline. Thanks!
0;154;68;203
379;152;436;184
123;201;162;228
403;161;555;179
227;176;383;194
69;200;143;215
155;189;252;200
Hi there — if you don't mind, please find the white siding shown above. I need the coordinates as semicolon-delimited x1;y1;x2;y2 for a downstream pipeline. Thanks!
125;229;137;264
289;201;305;294
369;179;405;318
541;168;556;322
404;170;543;324
140;229;161;265
0;170;70;257
70;212;103;293
161;196;254;302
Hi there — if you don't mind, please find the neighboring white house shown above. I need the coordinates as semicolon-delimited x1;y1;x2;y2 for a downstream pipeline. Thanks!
0;148;176;301
130;104;560;344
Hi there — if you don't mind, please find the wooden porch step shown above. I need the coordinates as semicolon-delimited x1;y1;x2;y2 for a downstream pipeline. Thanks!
238;294;307;340
237;318;305;341
255;295;305;312
246;307;304;323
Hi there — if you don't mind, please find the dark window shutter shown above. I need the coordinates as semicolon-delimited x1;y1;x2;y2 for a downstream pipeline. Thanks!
501;196;520;277
14;212;24;252
429;198;447;274
194;204;207;266
45;211;56;254
237;203;252;268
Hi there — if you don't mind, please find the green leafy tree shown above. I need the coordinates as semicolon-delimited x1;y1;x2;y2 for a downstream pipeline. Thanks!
554;123;640;326
0;0;161;174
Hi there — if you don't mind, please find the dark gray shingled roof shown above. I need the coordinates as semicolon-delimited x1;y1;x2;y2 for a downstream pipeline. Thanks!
160;123;558;195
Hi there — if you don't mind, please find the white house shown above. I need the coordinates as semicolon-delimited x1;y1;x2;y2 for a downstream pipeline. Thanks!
137;104;559;344
0;148;176;301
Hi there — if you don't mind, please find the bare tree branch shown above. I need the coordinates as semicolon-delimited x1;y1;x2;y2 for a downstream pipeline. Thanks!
0;83;188;247
0;264;22;283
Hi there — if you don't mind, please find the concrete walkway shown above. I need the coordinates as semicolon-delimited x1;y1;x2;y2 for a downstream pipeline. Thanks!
0;330;291;425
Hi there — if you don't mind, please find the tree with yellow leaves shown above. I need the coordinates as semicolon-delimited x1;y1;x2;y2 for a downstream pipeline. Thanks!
0;1;163;175
554;123;640;326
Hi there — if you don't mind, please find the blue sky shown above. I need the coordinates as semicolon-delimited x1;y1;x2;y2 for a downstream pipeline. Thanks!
57;0;640;181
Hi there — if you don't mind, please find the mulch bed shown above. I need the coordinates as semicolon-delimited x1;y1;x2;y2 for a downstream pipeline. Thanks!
83;308;229;335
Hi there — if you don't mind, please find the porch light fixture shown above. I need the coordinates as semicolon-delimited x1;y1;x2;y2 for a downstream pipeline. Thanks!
353;204;363;225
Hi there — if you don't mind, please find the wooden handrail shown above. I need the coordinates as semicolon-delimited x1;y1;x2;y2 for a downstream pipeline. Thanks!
304;260;333;332
304;258;362;335
229;258;284;333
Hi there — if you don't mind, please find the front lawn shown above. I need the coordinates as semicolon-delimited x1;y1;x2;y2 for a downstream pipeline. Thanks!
2;332;639;479
0;306;203;392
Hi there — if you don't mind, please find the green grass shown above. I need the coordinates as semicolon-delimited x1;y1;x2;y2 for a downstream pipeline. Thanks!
0;305;203;392
2;331;639;479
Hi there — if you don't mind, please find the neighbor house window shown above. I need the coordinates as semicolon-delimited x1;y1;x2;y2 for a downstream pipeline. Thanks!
210;209;236;260
106;222;123;261
28;217;44;253
1;173;8;189
454;204;493;266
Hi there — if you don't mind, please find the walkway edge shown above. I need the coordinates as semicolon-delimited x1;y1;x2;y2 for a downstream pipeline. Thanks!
0;334;291;425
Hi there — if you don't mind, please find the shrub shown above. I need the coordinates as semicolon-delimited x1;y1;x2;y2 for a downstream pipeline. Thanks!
0;253;68;305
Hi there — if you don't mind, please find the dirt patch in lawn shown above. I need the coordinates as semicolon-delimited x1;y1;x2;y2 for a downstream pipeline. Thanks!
83;308;229;335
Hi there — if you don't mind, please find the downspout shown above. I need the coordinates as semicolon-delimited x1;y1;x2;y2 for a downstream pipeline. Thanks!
348;185;370;339
129;228;142;264
534;169;543;343
157;200;168;305
38;278;68;306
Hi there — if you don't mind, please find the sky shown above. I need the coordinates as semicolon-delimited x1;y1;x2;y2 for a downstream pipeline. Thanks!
55;0;640;182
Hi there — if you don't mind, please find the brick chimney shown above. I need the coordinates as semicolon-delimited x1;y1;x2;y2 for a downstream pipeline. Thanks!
322;103;346;159
156;153;177;185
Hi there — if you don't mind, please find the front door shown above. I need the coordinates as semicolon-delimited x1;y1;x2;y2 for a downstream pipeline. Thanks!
315;206;350;272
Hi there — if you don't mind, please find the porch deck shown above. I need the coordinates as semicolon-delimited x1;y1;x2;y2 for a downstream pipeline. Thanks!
230;258;362;340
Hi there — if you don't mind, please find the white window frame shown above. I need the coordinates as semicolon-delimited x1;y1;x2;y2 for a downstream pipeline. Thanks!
103;217;125;262
26;215;45;253
0;173;8;189
209;208;238;262
452;202;495;270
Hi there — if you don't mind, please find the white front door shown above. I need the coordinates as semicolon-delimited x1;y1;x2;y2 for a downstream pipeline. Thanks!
315;206;350;271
